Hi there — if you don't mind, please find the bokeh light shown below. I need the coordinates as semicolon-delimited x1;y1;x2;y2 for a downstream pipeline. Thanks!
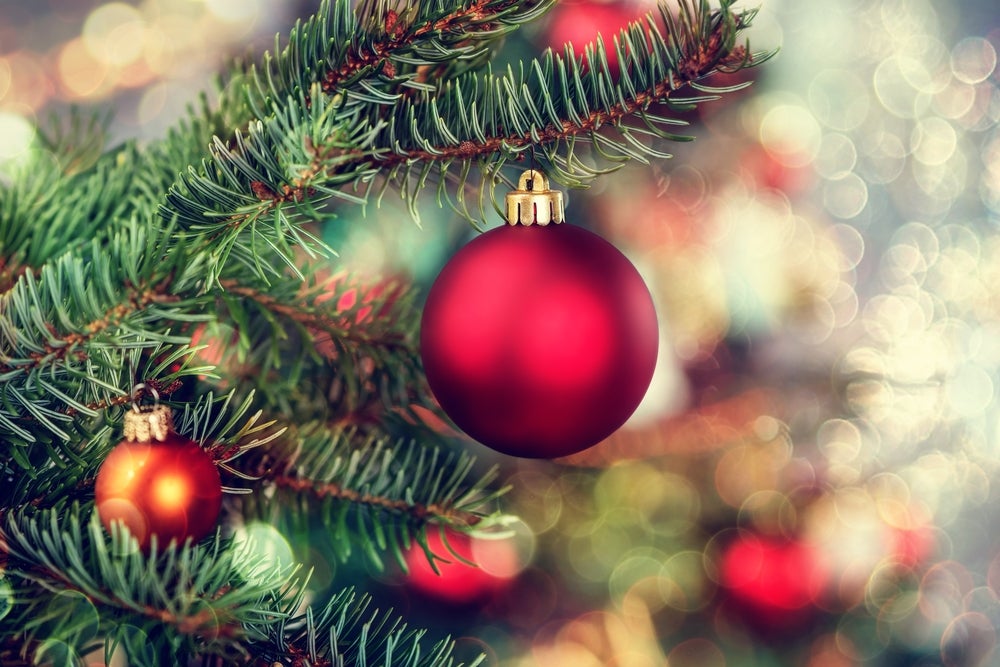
231;521;296;585
0;112;35;166
0;0;290;147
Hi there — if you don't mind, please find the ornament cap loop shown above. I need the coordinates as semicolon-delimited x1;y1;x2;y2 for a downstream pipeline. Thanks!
123;404;175;443
130;382;160;412
505;170;564;226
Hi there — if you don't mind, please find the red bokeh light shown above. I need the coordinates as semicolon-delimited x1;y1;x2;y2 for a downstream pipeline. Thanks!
403;530;517;605
719;533;830;635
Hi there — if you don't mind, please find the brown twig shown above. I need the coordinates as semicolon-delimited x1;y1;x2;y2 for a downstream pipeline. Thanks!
268;474;482;527
219;279;410;350
322;0;522;94
0;257;32;295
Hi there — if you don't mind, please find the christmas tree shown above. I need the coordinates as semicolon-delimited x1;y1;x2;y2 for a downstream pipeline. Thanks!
0;0;768;663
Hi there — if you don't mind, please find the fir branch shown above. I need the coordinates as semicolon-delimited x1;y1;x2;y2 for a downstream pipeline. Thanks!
164;0;764;261
0;148;131;287
33;107;113;177
360;0;761;202
0;276;178;375
241;426;507;569
220;277;411;351
322;0;553;92
199;270;429;424
269;471;478;527
245;587;484;667
2;507;484;665
0;222;211;445
236;0;553;122
0;507;294;661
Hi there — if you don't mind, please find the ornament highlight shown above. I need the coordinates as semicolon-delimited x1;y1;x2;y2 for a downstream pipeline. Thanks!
420;171;658;458
95;402;222;550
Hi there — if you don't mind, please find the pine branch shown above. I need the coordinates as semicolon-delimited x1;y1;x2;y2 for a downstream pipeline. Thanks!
0;144;132;291
237;0;554;121
244;587;484;667
196;270;429;424
362;0;762;209
240;425;508;570
163;0;764;283
33;107;113;177
0;96;227;292
220;274;412;352
0;221;212;447
0;506;294;662
1;503;483;665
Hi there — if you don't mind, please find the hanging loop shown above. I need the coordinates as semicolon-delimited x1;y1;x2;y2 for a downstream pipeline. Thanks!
125;383;173;442
130;382;161;413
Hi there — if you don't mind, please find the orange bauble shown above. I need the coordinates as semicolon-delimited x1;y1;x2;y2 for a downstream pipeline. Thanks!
95;431;222;550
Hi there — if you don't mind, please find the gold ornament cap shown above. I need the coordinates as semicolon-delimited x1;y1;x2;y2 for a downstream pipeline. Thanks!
505;170;564;226
123;404;174;442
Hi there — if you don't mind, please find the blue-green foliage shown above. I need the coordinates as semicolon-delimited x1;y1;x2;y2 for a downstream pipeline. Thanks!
0;0;761;662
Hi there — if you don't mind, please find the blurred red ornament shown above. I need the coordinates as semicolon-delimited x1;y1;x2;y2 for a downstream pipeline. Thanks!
719;533;830;635
95;406;222;551
189;323;226;365
403;530;517;605
420;171;658;458
309;273;407;359
543;0;655;76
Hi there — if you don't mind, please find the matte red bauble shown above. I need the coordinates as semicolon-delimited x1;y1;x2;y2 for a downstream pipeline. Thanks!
95;406;222;550
420;171;658;458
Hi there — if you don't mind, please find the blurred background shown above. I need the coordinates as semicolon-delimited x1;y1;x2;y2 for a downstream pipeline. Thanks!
2;0;1000;665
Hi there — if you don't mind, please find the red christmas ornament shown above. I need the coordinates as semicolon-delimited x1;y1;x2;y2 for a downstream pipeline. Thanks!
420;171;658;458
403;529;517;605
544;0;655;76
95;403;222;550
719;533;830;635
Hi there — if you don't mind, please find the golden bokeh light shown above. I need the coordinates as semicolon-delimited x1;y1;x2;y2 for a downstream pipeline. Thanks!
57;38;111;100
82;3;146;67
0;0;285;142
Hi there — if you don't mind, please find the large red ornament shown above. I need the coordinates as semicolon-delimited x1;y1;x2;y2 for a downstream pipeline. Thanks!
420;171;658;458
95;405;222;550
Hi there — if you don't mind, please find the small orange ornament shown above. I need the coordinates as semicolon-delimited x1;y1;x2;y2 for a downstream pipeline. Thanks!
95;403;222;550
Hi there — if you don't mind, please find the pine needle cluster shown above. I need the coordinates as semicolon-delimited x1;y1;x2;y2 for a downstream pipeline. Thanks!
0;0;765;663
